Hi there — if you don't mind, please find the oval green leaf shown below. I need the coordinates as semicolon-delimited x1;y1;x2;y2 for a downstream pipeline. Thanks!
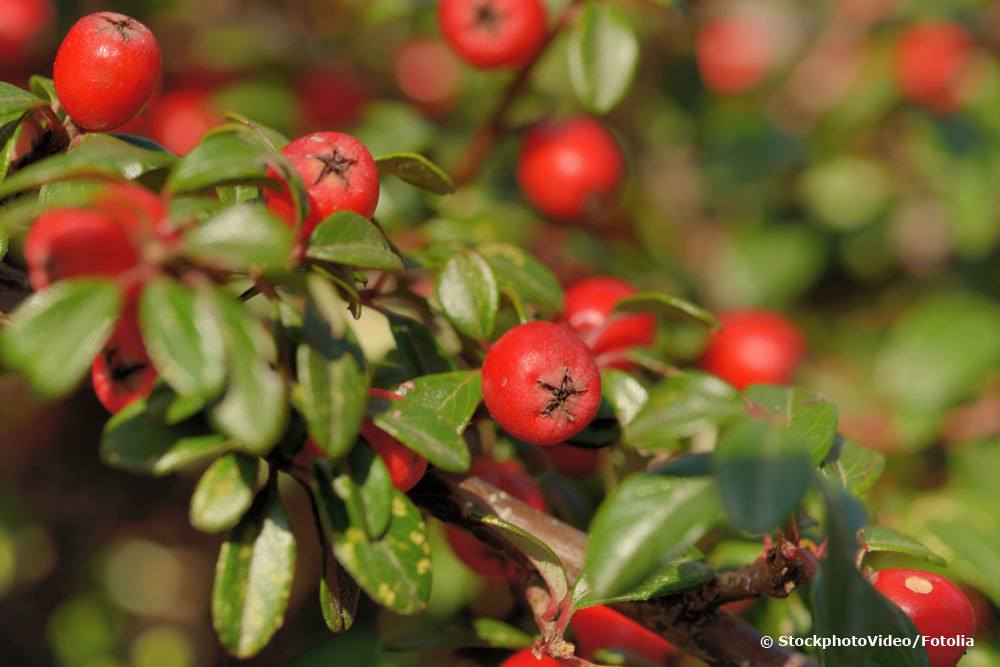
612;291;720;330
436;250;499;342
861;526;947;566
182;205;292;272
306;210;404;271
477;243;564;316
396;370;482;434
566;2;640;114
369;395;471;473
375;152;454;195
190;453;264;533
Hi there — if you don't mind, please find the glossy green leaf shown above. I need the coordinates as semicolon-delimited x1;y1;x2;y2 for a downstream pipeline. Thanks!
332;444;394;540
182;205;292;271
27;76;58;108
821;437;886;496
861;526;947;566
369;395;470;472
625;373;742;449
0;280;121;398
577;475;720;602
319;553;359;633
190;453;264;533
574;554;712;608
566;2;640;114
436;250;499;341
712;418;813;533
477;243;564;315
397;370;482;434
375;152;454;194
387;312;457;378
613;291;720;329
306;210;403;271
225;112;290;151
139;279;226;400
744;384;838;465
601;369;649;427
167;130;269;194
0;82;46;125
212;486;296;658
480;514;569;603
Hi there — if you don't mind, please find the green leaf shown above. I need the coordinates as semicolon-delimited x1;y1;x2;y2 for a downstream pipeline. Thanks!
601;369;649;426
297;276;368;458
860;526;947;566
190;453;264;533
574;554;712;608
182;205;292;272
0;133;175;199
369;395;470;472
167;130;269;194
0;280;121;398
0;225;7;261
225;111;290;151
744;384;838;465
387;312;457;378
101;391;229;475
319;554;359;633
479;514;569;603
625;373;743;450
613;291;720;330
712;419;813;533
397;370;482;434
314;472;432;615
212;485;296;658
208;289;288;455
375;152;454;194
577;475;720;602
332;444;394;540
27;76;58;109
436;250;499;341
821;437;886;496
261;151;309;233
139;279;226;400
0;82;46;125
477;243;564;316
812;489;929;667
306;210;403;271
566;2;640;114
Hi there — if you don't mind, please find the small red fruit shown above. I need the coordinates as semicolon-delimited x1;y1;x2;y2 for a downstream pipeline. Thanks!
545;442;601;478
297;68;370;132
696;17;773;94
571;605;678;664
701;309;804;390
0;0;53;65
517;117;625;221
873;569;976;667
438;0;547;69
53;12;161;131
482;321;601;446
91;309;157;413
894;22;972;114
562;276;655;367
394;39;462;115
499;649;569;667
446;457;546;579
148;89;224;155
265;132;380;241
361;389;428;492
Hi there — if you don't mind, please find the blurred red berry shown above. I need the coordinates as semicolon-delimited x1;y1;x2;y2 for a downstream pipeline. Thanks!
701;309;804;389
545;442;601;478
149;89;224;155
438;0;547;69
571;605;678;664
298;68;370;131
696;17;772;94
91;309;157;413
394;39;462;115
0;0;53;65
562;276;655;367
895;22;972;114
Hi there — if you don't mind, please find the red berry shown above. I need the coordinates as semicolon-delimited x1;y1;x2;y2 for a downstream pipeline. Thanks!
361;389;428;492
696;17;772;94
562;276;655;366
499;649;569;667
92;182;174;242
570;605;677;664
517;117;624;221
445;457;547;579
482;321;601;446
91;309;157;413
53;12;161;131
894;22;972;114
297;68;370;132
148;89;224;155
394;39;462;115
0;0;53;65
701;309;804;390
438;0;547;69
265;132;379;241
873;569;976;667
545;442;601;478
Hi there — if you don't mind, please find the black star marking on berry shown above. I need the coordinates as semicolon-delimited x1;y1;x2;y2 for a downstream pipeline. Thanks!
310;149;356;188
102;16;135;41
473;2;502;34
537;368;587;420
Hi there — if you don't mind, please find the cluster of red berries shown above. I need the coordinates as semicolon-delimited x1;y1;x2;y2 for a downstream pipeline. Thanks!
894;21;974;114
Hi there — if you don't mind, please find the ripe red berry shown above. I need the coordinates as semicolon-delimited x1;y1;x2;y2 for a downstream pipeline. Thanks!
445;457;547;579
482;321;601;446
394;39;462;115
361;388;428;492
148;89;224;155
297;68;370;132
562;276;655;367
873;569;976;667
438;0;547;69
265;132;380;241
701;309;804;390
570;605;677;664
0;0;53;65
91;309;157;413
499;649;569;667
545;442;601;478
894;22;972;114
53;12;161;131
517;117;624;221
696;17;773;94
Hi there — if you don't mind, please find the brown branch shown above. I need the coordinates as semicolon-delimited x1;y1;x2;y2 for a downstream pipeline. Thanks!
412;471;817;667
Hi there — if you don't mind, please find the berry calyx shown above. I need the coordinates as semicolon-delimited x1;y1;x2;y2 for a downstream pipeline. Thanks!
482;322;601;445
91;309;157;413
53;12;161;131
562;276;655;367
499;649;569;667
517;117;625;221
894;22;973;114
445;457;546;579
361;388;428;492
438;0;547;69
0;0;54;65
873;569;976;667
696;16;773;94
148;89;224;156
570;605;678;664
701;309;804;389
265;131;380;241
545;442;601;478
